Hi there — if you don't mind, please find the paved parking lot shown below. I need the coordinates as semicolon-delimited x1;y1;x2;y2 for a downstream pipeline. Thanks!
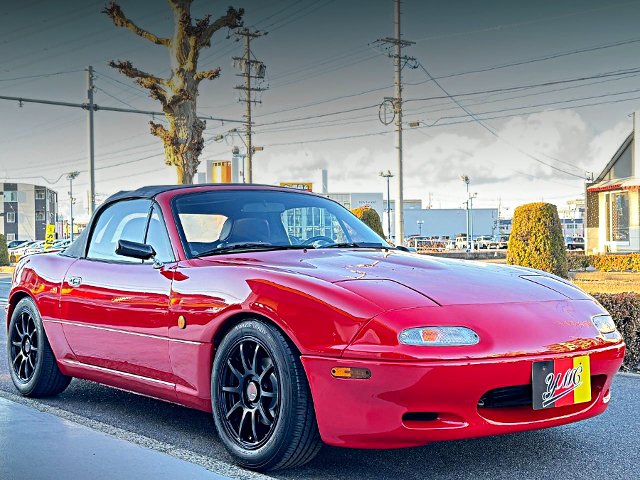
1;273;638;479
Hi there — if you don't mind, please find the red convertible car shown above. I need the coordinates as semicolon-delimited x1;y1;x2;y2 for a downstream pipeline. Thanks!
6;185;624;471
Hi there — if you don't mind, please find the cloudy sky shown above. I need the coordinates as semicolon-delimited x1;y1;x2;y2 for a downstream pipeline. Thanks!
1;0;639;220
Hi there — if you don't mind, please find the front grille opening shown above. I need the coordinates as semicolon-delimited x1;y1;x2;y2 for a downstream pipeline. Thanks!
402;412;438;422
478;384;532;408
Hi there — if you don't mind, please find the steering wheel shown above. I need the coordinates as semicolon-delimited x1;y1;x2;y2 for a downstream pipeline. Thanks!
302;235;336;247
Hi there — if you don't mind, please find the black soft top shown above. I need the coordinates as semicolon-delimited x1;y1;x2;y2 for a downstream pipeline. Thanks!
62;183;303;258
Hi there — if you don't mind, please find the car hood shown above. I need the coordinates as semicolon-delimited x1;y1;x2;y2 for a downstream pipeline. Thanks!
205;249;591;306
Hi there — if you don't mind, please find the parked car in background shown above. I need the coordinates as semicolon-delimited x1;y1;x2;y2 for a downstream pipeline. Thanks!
454;233;468;249
566;236;585;250
49;238;72;250
23;241;46;256
8;241;39;261
491;235;510;249
475;236;494;249
6;239;29;249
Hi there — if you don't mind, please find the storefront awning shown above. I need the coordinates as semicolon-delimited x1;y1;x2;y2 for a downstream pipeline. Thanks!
586;176;640;192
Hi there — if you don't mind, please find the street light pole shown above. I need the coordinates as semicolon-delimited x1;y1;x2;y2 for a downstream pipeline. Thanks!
379;170;394;239
461;175;470;249
417;220;424;235
67;171;80;241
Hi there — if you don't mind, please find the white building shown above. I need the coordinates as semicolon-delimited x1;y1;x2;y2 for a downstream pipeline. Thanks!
1;183;58;241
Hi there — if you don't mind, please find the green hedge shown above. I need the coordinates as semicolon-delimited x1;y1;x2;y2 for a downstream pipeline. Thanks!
507;202;568;278
351;206;385;239
567;253;640;272
592;292;640;372
589;253;640;272
567;252;590;271
0;234;8;266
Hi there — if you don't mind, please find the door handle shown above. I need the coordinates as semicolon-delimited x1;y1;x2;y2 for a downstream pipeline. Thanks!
68;276;82;288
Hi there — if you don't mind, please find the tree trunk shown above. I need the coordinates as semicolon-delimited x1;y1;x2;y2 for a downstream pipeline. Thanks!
103;2;244;185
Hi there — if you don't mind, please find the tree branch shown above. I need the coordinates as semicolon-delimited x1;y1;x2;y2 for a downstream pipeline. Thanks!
194;67;221;84
107;60;167;86
103;2;170;46
198;6;245;48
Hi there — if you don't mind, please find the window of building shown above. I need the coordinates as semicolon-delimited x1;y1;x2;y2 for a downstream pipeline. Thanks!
605;191;629;242
6;234;15;241
4;191;17;202
35;211;45;221
6;212;16;223
35;190;45;200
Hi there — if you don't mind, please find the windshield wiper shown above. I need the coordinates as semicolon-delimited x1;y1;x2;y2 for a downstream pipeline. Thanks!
318;242;388;249
194;243;310;257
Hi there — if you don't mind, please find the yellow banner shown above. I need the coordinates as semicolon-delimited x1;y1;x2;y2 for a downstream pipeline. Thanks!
44;224;56;251
280;182;312;191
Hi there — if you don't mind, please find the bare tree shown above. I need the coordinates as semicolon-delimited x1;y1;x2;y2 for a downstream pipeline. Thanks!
103;1;244;184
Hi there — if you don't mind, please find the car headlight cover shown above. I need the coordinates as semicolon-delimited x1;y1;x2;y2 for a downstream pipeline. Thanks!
592;314;617;334
398;326;479;346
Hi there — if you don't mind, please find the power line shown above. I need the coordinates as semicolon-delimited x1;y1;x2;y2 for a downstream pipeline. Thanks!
406;35;640;86
414;1;640;42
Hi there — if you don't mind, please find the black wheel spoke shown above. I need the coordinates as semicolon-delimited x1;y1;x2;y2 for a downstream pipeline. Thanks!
226;401;242;420
238;409;248;437
227;360;243;380
250;410;258;441
258;403;272;426
239;343;251;374
222;385;241;394
259;358;273;382
219;336;281;449
12;353;22;366
252;344;260;372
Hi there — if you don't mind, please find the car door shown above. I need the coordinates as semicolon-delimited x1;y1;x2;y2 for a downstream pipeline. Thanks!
59;199;176;386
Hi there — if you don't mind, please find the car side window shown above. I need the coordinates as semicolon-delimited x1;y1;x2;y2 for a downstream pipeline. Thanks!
145;204;174;263
87;199;151;262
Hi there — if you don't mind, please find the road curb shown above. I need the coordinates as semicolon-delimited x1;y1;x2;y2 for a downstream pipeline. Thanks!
0;389;275;480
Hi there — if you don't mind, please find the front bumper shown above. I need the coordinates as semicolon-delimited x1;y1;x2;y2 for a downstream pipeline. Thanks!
301;343;624;449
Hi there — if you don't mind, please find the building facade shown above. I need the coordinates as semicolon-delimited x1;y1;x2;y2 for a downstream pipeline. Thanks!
0;183;58;241
586;115;640;253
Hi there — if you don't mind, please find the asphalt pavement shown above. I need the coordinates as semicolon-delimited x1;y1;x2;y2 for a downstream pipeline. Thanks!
0;273;638;479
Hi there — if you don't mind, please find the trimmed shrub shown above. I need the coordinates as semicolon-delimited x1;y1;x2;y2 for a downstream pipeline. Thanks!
507;202;568;278
590;253;640;272
0;234;8;266
567;252;590;271
592;292;640;372
351;206;385;239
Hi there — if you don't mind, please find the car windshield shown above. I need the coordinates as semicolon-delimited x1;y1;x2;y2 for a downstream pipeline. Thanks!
173;189;390;257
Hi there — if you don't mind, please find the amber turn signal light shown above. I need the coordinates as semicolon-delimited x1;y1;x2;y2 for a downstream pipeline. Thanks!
331;367;371;379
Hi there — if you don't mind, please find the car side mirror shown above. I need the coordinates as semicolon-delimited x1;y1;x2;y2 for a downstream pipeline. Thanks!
116;239;156;261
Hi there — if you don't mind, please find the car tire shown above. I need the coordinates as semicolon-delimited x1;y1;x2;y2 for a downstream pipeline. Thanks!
7;297;72;397
211;319;322;472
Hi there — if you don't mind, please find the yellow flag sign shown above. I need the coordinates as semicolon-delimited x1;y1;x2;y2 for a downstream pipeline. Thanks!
44;224;56;251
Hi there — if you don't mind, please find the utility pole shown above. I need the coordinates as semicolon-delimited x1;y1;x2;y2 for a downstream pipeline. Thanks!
379;170;394;239
376;0;414;245
233;28;267;184
87;66;95;216
67;172;80;241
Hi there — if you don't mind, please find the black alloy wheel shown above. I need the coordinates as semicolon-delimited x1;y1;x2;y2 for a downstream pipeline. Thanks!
211;319;322;471
7;297;71;397
219;338;280;449
9;310;38;383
